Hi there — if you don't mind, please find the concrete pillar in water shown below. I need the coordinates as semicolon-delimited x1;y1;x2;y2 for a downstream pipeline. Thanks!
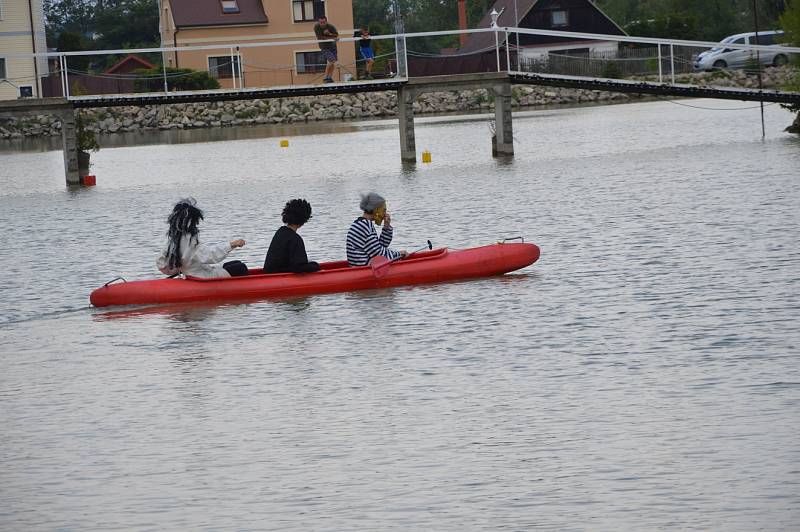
492;82;514;157
61;109;80;186
398;87;417;162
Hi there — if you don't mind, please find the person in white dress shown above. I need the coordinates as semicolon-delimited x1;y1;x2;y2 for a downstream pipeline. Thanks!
157;198;248;278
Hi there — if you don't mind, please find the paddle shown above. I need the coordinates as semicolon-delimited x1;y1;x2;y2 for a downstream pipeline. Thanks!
370;240;433;279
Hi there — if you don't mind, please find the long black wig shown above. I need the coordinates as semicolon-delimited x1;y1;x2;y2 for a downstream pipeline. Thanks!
164;198;204;270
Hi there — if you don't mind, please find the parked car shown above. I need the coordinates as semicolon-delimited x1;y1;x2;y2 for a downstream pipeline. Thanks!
693;30;789;71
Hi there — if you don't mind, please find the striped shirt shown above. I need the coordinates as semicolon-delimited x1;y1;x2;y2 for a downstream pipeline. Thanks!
346;217;400;266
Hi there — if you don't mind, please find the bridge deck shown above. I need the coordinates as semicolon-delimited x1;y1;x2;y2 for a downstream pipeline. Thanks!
510;72;800;105
3;72;798;111
68;79;408;109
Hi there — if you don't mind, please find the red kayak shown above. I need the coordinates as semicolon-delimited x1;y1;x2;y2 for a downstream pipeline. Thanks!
90;242;540;308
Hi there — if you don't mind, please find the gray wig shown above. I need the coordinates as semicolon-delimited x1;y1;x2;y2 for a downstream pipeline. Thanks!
359;192;386;213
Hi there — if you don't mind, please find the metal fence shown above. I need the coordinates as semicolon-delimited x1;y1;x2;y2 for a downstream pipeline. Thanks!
518;46;696;78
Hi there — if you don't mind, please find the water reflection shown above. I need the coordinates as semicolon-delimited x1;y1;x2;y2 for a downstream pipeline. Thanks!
93;294;314;322
2;99;799;531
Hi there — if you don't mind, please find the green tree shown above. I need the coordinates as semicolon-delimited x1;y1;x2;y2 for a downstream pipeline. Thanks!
597;0;789;40
778;0;799;121
94;0;160;49
354;0;460;53
780;0;800;43
466;0;494;27
45;0;95;41
57;30;91;71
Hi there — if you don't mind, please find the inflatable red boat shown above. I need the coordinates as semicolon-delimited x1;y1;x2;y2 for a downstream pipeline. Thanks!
90;242;540;308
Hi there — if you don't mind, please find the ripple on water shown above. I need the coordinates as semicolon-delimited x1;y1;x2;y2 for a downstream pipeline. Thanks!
1;100;800;530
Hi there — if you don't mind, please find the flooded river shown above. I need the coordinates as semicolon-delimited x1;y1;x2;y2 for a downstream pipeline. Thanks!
1;100;799;530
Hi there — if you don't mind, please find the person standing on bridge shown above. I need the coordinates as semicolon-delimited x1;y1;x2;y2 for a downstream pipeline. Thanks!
358;27;375;80
314;16;339;83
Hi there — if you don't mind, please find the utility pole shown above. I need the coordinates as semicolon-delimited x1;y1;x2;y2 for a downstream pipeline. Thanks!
752;0;765;139
393;0;406;78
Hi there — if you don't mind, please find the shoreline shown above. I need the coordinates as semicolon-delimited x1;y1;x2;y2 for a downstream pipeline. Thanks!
0;66;797;145
0;97;663;153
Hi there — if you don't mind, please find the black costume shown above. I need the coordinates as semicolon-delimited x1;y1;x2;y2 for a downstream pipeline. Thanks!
264;226;320;273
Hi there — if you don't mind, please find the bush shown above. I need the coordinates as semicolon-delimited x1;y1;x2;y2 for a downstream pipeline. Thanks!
781;70;800;114
643;58;659;74
75;112;99;153
743;57;762;76
601;61;623;79
132;67;220;92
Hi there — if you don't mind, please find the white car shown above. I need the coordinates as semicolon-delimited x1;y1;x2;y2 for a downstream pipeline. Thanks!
694;30;789;71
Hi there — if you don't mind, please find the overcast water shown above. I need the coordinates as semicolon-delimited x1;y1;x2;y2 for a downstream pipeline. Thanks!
1;99;799;530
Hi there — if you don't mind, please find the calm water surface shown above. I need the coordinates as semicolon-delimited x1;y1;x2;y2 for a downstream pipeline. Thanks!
1;100;799;530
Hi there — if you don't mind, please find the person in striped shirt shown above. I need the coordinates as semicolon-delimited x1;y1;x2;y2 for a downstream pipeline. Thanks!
346;192;407;267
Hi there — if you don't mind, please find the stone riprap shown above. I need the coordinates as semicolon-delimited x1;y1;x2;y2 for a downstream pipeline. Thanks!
1;67;796;139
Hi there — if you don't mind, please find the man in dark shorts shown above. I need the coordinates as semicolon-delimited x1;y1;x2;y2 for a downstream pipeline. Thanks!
313;16;339;83
358;27;375;80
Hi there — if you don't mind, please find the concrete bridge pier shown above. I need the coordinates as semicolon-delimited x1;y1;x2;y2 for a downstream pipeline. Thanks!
398;73;515;162
0;98;79;186
492;83;514;157
398;87;417;163
60;110;80;185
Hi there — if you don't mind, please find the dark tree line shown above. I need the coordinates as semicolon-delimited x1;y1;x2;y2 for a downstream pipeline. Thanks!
596;0;791;41
45;0;159;50
45;0;797;54
351;0;795;48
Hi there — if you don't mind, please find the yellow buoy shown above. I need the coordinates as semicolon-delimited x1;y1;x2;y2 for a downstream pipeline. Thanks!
422;150;432;163
280;139;289;147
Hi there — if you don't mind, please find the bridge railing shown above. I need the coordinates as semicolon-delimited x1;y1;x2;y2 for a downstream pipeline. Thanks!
1;31;428;100
505;26;800;87
1;27;798;101
396;26;799;90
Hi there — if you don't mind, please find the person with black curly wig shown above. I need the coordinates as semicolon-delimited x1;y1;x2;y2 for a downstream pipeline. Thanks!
263;199;320;274
156;198;249;278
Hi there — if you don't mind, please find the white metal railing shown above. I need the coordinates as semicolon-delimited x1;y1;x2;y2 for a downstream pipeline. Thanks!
2;26;798;100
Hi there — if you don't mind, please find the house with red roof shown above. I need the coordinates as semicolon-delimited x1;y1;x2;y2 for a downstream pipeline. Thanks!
411;0;627;76
104;55;156;75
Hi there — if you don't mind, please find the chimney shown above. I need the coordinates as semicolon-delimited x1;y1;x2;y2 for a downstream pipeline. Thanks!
458;0;467;47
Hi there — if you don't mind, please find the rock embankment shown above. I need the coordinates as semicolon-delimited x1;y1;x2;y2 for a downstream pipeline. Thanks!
1;67;796;139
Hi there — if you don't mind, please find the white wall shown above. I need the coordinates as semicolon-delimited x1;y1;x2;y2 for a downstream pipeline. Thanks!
520;40;619;60
0;0;47;99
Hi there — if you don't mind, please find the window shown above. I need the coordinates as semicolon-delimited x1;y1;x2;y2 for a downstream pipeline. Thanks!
551;10;568;28
208;56;240;79
293;0;324;22
751;33;774;46
19;86;33;97
724;37;745;52
0;58;6;80
295;51;325;73
220;0;239;14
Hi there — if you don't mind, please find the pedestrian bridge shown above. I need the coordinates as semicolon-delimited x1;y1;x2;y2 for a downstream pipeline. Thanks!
1;26;798;184
50;71;798;109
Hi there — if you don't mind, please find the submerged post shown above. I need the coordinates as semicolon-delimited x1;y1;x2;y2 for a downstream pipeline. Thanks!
397;86;416;162
492;82;514;156
61;109;80;185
